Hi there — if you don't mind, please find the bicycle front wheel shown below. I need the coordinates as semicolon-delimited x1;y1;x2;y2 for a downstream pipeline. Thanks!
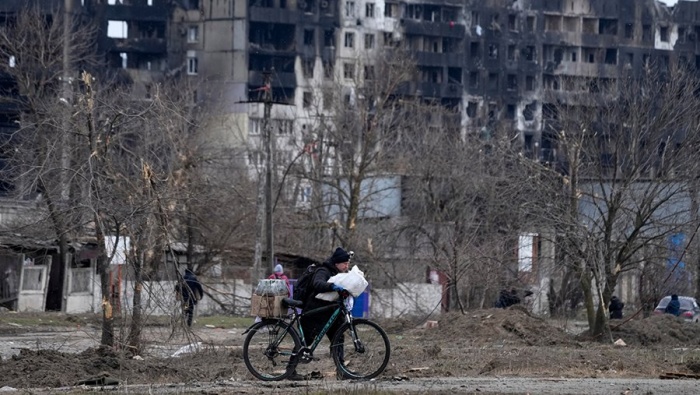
243;319;301;381
331;319;391;380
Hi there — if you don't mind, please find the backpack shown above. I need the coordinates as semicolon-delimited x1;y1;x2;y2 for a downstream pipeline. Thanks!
292;263;318;306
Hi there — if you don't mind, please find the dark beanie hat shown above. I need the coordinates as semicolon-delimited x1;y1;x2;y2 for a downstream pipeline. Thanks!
329;247;350;264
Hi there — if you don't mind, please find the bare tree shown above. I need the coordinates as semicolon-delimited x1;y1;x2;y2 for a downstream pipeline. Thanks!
535;65;700;339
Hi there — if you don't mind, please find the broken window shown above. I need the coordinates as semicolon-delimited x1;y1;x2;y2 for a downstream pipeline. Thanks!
506;104;516;119
508;14;517;31
304;29;314;46
187;51;198;75
364;33;375;49
365;2;375;18
343;62;355;79
526;16;535;32
544;74;560;90
324;29;335;47
582;18;597;34
522;46;536;62
187;25;199;43
384;2;397;17
303;59;314;78
507;45;516;61
660;26;669;42
642;25;652;42
526;75;535;91
303;91;312;108
507;74;517;90
488;44;498;59
583;47;597;63
470;42;480;58
678;27;687;43
345;1;356;17
624;23;634;39
570;50;577;62
364;65;375;80
523;102;536;121
467;101;478;118
488;73;499;90
545;15;561;32
598;19;618;35
344;32;354;48
643;54;650;68
625;53;633;67
447;67;462;84
604;48;617;65
471;11;480;27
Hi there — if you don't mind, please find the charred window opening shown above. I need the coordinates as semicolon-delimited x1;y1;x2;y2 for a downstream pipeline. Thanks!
471;11;480;26
678;27;686;43
488;73;499;90
447;67;461;84
508;14;517;31
506;104;516;119
624;23;634;39
304;29;314;46
469;71;479;88
523;102;536;121
526;75;535;91
544;74;560;90
406;4;422;20
643;54;650;67
660;26;669;42
522;46;536;62
545;15;561;32
250;23;295;51
442;38;458;53
422;67;442;83
642;25;652;42
625;53;633;67
680;54;691;69
466;101;478;118
250;0;273;7
523;133;534;156
470;42;481;58
507;74;517;90
324;29;335;47
299;0;316;14
526;16;535;32
488;44;499;59
604;49;617;65
507;44;516;61
659;55;670;72
488;103;497;121
598;19;617;35
583;18;597;34
583;47;597;63
303;91;312;108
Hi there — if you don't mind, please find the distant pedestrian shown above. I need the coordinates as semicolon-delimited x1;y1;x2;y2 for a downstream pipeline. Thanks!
268;263;291;295
176;269;204;327
495;288;521;309
665;294;681;317
609;295;624;319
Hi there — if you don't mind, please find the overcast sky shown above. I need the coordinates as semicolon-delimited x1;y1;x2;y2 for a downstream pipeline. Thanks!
659;0;678;6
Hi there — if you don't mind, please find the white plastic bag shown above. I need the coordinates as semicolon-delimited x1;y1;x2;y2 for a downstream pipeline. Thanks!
316;265;369;301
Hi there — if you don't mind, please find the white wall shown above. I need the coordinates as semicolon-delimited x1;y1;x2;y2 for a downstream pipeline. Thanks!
370;283;442;319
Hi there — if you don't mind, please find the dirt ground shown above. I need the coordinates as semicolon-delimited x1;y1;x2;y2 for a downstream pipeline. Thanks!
2;308;700;392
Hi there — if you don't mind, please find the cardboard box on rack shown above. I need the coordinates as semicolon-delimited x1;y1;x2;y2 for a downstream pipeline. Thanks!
250;294;285;317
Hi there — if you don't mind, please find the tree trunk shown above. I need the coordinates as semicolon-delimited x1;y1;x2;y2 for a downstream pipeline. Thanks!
126;256;143;354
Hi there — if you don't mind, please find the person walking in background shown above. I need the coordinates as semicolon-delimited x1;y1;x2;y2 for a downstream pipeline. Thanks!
665;294;681;316
268;263;291;295
608;295;624;319
176;269;204;327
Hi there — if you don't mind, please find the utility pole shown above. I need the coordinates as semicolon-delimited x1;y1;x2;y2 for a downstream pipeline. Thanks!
252;71;275;286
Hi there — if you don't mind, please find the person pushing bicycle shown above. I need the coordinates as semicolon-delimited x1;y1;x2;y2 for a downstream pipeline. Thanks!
292;247;351;380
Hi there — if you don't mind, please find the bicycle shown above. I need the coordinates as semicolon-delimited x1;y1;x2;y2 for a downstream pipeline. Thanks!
242;291;391;381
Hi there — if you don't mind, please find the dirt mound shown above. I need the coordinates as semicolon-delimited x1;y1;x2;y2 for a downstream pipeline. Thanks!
0;347;238;388
423;308;579;347
611;314;700;347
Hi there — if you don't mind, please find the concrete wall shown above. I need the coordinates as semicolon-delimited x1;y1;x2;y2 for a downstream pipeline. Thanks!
370;283;442;319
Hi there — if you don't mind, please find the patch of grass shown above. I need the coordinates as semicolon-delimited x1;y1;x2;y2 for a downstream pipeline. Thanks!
195;315;254;328
0;312;100;327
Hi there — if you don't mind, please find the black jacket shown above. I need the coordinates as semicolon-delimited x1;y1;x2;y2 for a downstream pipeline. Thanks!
180;269;204;305
304;260;340;311
609;297;624;319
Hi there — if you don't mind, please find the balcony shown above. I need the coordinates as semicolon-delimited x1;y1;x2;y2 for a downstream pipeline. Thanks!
103;4;167;22
413;52;463;67
248;70;296;88
250;6;299;23
401;19;465;38
417;82;463;99
109;38;167;54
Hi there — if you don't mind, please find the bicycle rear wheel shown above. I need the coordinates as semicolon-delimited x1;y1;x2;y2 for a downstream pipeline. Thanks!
331;319;391;380
243;319;301;381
